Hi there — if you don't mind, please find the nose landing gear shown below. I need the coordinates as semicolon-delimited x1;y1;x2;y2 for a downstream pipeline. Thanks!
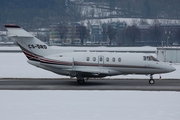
149;74;155;84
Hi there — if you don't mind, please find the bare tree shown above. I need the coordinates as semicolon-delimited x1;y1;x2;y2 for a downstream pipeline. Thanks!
77;25;88;45
70;23;77;44
175;28;180;44
107;25;117;45
57;23;68;43
116;28;125;45
125;25;141;46
102;24;108;42
90;8;95;18
150;19;162;46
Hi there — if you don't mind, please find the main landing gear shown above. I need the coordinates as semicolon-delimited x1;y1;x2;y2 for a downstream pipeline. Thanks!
77;77;89;85
77;78;85;85
149;74;155;85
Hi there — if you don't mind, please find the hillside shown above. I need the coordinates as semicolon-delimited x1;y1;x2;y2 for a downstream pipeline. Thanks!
0;0;76;29
1;0;180;29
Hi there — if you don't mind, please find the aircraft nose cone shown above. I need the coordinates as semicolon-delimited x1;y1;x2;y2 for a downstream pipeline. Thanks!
168;64;176;72
171;66;176;72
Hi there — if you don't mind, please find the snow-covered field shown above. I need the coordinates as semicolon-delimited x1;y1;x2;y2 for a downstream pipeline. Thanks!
0;90;180;120
0;48;180;120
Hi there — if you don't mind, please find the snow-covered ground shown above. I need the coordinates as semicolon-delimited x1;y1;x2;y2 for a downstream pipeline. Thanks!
0;91;180;120
0;48;180;120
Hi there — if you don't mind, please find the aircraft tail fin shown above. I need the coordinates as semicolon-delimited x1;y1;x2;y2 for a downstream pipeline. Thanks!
4;24;53;60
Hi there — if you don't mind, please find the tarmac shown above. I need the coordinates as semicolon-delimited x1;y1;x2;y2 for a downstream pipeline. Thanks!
0;78;180;91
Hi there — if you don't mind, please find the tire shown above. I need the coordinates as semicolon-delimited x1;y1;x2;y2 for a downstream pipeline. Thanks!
77;79;85;85
149;79;155;84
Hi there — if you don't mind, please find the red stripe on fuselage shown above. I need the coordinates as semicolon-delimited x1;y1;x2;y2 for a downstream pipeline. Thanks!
39;57;72;66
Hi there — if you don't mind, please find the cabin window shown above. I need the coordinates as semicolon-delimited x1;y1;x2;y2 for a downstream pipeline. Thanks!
150;56;159;61
106;57;109;62
100;57;103;61
112;57;115;62
143;56;146;61
118;58;121;62
147;56;151;61
143;56;159;62
93;57;96;61
86;57;90;61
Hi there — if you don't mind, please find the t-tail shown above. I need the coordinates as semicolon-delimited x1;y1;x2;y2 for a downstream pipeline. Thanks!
4;24;54;60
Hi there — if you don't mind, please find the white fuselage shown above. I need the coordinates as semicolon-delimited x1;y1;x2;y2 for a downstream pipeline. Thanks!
28;51;175;78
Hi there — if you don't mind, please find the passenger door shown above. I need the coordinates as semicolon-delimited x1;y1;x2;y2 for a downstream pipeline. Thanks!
98;56;104;66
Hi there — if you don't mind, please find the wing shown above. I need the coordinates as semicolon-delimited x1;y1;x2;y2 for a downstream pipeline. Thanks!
68;67;120;78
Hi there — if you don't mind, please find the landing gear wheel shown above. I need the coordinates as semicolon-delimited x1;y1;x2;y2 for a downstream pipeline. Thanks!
149;74;155;85
77;79;85;85
149;79;155;84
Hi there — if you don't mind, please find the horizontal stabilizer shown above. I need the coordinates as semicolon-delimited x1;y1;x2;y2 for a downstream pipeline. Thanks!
4;24;34;37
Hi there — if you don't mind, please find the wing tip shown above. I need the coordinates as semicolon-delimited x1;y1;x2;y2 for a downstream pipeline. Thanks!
4;24;20;28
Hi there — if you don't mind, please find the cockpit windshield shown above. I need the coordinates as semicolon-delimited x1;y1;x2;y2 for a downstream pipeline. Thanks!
143;56;159;62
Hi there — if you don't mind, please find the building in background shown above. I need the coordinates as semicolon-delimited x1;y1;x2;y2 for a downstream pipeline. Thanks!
49;22;81;45
49;24;60;45
157;47;180;63
89;24;103;44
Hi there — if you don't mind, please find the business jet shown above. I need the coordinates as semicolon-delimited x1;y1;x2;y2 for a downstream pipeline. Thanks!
4;24;176;85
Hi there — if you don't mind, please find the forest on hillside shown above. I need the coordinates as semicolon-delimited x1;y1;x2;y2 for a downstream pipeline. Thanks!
0;0;180;29
92;0;180;18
